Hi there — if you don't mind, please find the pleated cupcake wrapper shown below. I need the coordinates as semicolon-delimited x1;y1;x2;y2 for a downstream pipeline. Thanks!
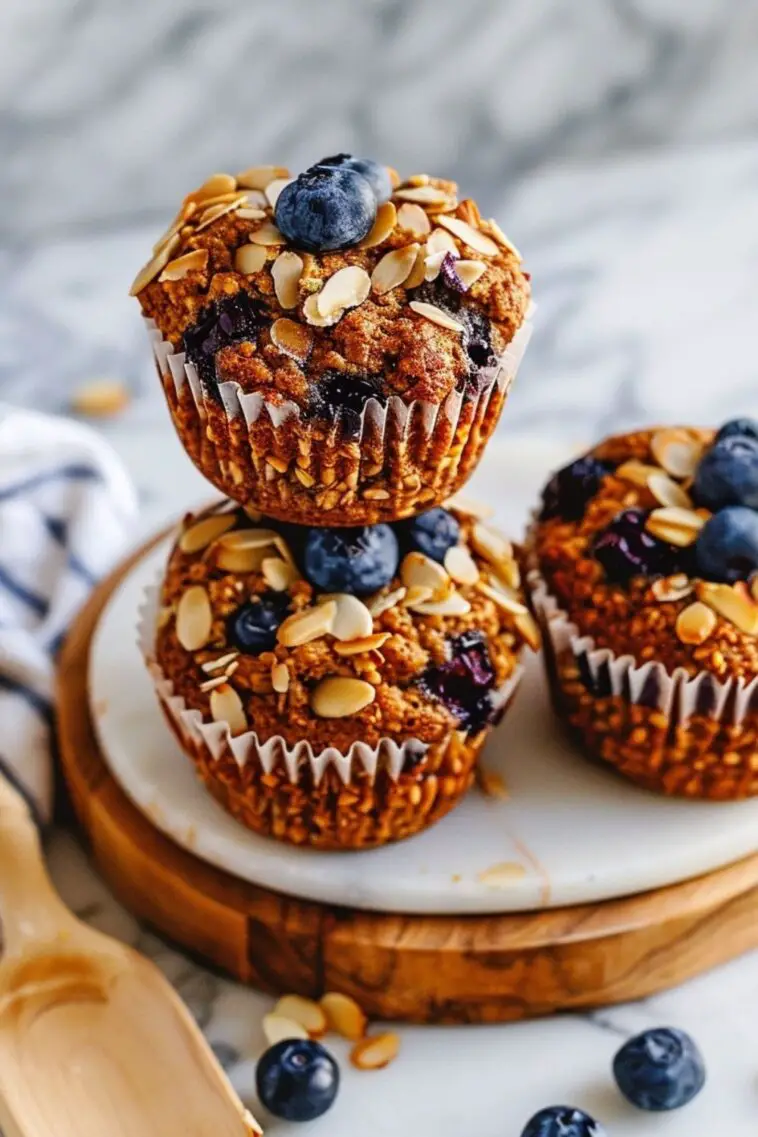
139;581;523;787
528;563;758;726
143;313;533;479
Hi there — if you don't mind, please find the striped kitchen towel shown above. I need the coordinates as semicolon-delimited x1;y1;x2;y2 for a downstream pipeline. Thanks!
0;405;137;824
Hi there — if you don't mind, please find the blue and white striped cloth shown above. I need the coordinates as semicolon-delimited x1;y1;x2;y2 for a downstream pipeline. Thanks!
0;405;136;824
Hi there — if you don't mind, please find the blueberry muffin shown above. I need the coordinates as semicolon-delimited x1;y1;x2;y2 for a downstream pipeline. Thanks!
528;419;758;800
132;156;532;526
142;497;538;849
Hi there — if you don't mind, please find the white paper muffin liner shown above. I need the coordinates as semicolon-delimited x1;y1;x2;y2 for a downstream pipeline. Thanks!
138;581;524;787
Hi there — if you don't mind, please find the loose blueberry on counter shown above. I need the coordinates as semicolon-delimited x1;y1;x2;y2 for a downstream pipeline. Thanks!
398;507;460;564
316;153;393;203
183;292;266;393
420;630;495;733
715;417;758;443
540;455;614;521
693;434;758;510
227;593;290;653
275;165;376;252
593;508;680;583
695;505;758;583
256;1039;339;1122
304;524;399;595
520;1105;606;1137
308;370;387;437
613;1026;705;1111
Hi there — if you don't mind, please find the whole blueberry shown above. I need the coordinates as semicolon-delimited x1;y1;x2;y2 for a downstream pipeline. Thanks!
256;1038;339;1122
593;508;680;583
520;1105;606;1137
613;1027;705;1111
715;417;758;443
316;153;393;203
399;508;460;564
304;525;399;595
227;593;290;653
275;166;376;252
693;435;758;510
695;505;758;583
541;455;613;521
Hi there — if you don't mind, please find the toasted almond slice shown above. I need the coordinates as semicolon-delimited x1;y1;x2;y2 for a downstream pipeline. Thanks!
216;545;269;573
271;661;290;694
403;585;434;608
401;551;451;600
274;995;328;1038
366;586;407;617
646;507;705;547
652;574;693;603
71;379;130;418
476;579;528;616
194;195;248;232
311;677;376;718
217;527;279;550
424;249;449;282
470;522;514;568
191;190;243;211
235;206;268;221
411;591;471;617
676;601;717;645
403;246;427;289
249;220;286;246
152;216;185;254
477;768;509;800
265;177;293;207
129;233;182;295
190;173;237;202
273;535;297;568
371;244;420;295
237;187;268;206
350;1032;400;1070
318;594;373;641
487;218;522;260
334;632;391;656
234;243;268;275
303;292;343;327
359;201;397;248
199;674;228;693
278;601;337;647
159;248;209;282
444;545;480;585
408;301;464;333
320;992;367;1041
650;428;704;479
426;227;459;256
395;185;453;207
396;202;431;235
209;683;247;734
179;512;236;553
434;214;499;257
697;581;758;635
262;1013;308;1046
317;265;371;318
455;259;487;290
615;459;664;487
515;610;541;651
407;173;431;186
443;493;494;520
201;651;240;674
477;861;527;887
648;471;693;509
236;165;290;190
271;250;303;308
270;317;313;363
176;586;212;651
262;556;299;591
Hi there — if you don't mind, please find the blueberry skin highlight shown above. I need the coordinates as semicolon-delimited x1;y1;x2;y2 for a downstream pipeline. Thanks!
715;417;758;443
316;153;393;203
613;1027;705;1111
303;525;399;595
693;435;758;511
275;166;376;252
256;1039;339;1122
520;1105;607;1137
695;505;758;583
398;508;460;564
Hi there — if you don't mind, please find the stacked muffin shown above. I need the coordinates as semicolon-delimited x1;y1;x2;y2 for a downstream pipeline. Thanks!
133;154;537;848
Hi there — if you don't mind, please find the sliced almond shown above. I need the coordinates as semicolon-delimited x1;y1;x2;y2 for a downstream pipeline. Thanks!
176;586;212;651
615;459;664;488
470;522;514;570
476;579;528;616
487;218;523;260
209;683;247;735
444;545;480;585
697;581;758;635
217;528;279;551
311;677;376;718
359;201;397;248
650;428;704;479
647;471;693;509
434;214;499;257
318;594;373;641
129;233;181;295
317;266;371;319
270;317;313;363
71;379;130;418
426;227;459;256
652;574;693;603
403;246;427;289
408;301;464;334
271;661;290;694
190;173;237;202
199;674;228;693
277;601;337;647
234;244;268;275
262;1013;308;1047
411;591;471;617
194;196;248;232
366;586;407;617
192;190;243;211
676;601;717;645
443;493;494;520
477;862;527;887
320;992;367;1041
396;202;430;235
350;1032;400;1070
201;652;239;674
265;177;293;208
402;585;434;608
401;552;451;600
236;165;290;191
424;249;449;282
262;556;299;591
159;248;209;282
646;507;706;547
371;244;419;295
334;632;391;656
235;206;268;221
455;260;487;290
478;768;509;800
152;216;185;255
179;512;236;553
407;173;431;187
249;220;286;246
274;995;328;1038
271;251;303;309
396;186;453;207
514;610;541;651
216;545;270;573
303;292;343;327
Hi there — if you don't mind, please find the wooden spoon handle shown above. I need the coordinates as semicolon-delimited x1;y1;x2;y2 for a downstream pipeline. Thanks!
0;775;74;956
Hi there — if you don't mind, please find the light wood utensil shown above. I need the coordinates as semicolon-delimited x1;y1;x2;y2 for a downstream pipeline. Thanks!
0;774;262;1137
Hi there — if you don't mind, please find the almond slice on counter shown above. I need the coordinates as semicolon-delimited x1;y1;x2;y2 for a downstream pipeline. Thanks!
274;995;328;1038
350;1032;400;1070
262;1014;309;1047
71;379;130;418
320;992;367;1041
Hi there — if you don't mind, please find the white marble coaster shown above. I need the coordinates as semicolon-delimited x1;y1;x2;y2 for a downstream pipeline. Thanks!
89;439;758;915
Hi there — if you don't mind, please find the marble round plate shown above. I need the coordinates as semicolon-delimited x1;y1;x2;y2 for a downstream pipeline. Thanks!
88;438;758;915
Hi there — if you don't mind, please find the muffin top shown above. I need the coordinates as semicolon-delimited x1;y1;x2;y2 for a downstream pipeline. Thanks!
132;156;530;413
531;420;758;681
153;496;538;753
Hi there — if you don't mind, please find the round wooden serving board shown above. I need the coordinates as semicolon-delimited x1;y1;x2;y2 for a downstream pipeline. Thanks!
57;530;758;1024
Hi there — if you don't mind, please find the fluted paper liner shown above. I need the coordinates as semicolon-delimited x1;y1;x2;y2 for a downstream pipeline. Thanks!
138;581;523;787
